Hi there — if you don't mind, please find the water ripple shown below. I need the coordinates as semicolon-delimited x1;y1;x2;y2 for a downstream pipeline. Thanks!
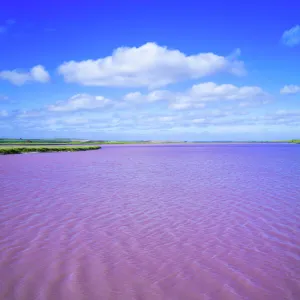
0;144;300;299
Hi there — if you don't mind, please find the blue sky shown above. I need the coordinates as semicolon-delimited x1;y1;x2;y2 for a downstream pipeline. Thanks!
0;0;300;141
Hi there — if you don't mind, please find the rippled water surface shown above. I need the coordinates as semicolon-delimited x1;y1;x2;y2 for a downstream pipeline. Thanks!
1;144;300;300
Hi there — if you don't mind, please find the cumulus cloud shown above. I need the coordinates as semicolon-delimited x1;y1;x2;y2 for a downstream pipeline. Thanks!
188;82;264;101
188;110;300;128
124;90;173;103
58;42;245;89
281;25;300;47
48;93;112;112
30;65;50;82
280;85;300;94
8;101;300;139
0;65;50;85
170;102;205;110
124;82;266;110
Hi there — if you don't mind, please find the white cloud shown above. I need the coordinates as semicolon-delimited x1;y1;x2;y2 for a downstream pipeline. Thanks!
189;82;264;101
30;65;50;83
274;109;300;117
58;42;245;89
0;65;50;85
123;92;144;102
124;82;266;110
157;116;177;122
48;93;112;112
280;85;300;95
169;102;195;110
124;90;173;103
192;118;206;124
281;25;300;47
0;110;8;117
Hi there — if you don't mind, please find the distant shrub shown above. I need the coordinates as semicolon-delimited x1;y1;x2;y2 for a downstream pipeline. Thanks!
290;140;300;144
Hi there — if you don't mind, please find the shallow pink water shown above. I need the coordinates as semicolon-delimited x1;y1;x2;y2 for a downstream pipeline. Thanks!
1;144;300;300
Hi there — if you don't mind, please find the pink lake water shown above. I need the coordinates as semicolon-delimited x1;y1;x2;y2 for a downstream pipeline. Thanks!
0;144;300;300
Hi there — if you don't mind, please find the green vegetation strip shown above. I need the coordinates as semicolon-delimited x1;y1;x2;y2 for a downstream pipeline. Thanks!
0;146;101;155
290;140;300;144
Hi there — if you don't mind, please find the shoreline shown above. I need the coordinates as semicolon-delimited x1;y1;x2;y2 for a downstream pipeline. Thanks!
100;142;293;146
0;145;101;155
1;138;299;146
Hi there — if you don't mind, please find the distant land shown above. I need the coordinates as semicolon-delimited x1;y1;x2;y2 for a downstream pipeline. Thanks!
0;138;299;145
1;138;299;155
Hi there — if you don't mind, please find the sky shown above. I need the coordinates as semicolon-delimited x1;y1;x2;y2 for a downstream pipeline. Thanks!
0;0;300;141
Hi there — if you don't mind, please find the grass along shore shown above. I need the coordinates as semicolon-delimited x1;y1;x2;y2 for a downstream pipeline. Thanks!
0;145;101;155
0;139;101;145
